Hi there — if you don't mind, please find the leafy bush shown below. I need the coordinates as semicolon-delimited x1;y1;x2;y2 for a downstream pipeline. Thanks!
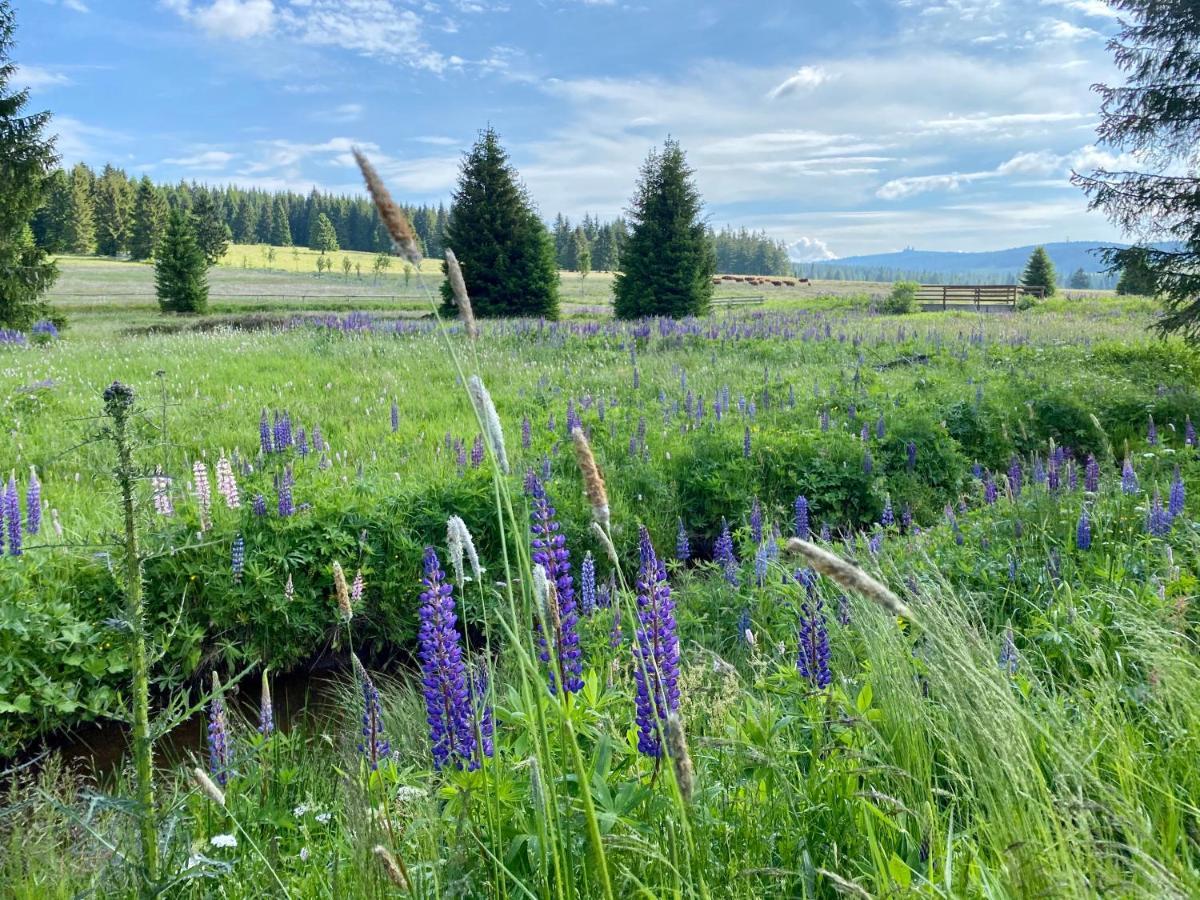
878;280;918;314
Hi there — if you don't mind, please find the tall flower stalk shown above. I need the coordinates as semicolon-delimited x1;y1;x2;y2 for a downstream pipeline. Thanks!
528;474;584;694
632;527;681;759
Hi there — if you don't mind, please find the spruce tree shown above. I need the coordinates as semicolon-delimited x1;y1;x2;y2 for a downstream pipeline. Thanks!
1020;246;1057;297
1072;0;1200;339
440;126;559;318
270;196;292;246
1068;268;1091;290
309;212;339;252
553;213;573;269
129;176;164;261
31;166;69;253
94;164;131;256
155;207;208;313
613;138;715;319
573;226;591;278
1115;246;1158;295
0;2;57;327
64;162;95;254
232;196;258;244
191;189;230;265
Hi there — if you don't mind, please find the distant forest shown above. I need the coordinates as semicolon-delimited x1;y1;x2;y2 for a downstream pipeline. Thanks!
29;162;792;276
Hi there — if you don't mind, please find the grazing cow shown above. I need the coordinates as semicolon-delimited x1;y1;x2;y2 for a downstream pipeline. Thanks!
797;278;810;285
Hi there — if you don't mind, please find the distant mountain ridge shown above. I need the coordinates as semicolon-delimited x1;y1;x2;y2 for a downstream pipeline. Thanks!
804;241;1177;288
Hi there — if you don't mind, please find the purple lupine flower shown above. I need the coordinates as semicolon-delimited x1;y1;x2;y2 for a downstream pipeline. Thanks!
471;434;485;468
455;440;467;471
295;426;308;456
521;415;532;450
860;424;869;442
1047;459;1060;493
1032;455;1046;487
311;424;325;452
737;606;751;641
1147;415;1158;446
258;674;274;738
875;415;885;439
901;504;913;532
609;606;622;648
580;551;596;616
836;594;851;627
797;596;831;689
868;529;883;556
547;412;556;433
1067;460;1078;491
1008;456;1023;498
1121;456;1139;494
527;475;583;694
207;680;231;785
676;518;690;562
231;534;244;583
1076;508;1092;550
906;440;917;471
794;495;810;540
819;408;831;432
152;469;174;516
863;449;873;475
754;542;769;586
743;426;751;458
1169;467;1185;519
277;466;294;517
1085;454;1100;492
984;472;997;505
820;522;831;542
1147;489;1172;536
351;570;365;604
25;467;40;535
1186;415;1196;447
259;409;273;454
1007;555;1017;581
358;665;392;770
631;527;681;758
714;517;739;586
391;400;400;433
998;627;1018;676
417;547;475;770
749;497;763;544
4;475;20;556
252;493;266;516
566;399;582;432
972;460;983;479
880;497;895;528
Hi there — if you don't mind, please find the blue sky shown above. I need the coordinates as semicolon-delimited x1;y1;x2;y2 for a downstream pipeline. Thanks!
14;0;1133;258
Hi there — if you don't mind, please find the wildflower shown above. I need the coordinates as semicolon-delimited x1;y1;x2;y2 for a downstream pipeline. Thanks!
580;551;596;615
25;467;40;535
1186;415;1196;447
820;523;831;542
749;497;763;543
467;375;510;474
1121;456;1139;494
252;493;266;516
277;466;294;516
1076;508;1091;551
836;594;851;627
754;542;769;586
676;518;690;561
632;527;681;758
1085;454;1100;492
1169;467;1185;519
295;426;309;456
417;548;476;770
714;517;739;586
259;671;274;737
1148;415;1158;445
998;627;1018;675
215;455;240;509
469;667;495;761
1147;489;1172;536
351;570;365;605
333;561;353;621
521;415;532;449
353;656;392;770
867;529;883;556
4;475;20;556
470;434;484;467
210;834;237;849
906;440;917;471
390;400;400;432
446;515;482;586
231;534;244;583
259;409;273;454
192;461;211;530
794;495;810;540
315;812;332;825
875;415;885;439
528;475;583;694
797;595;831;689
284;573;294;602
207;673;231;785
863;449;873;475
152;468;174;516
880;496;894;528
1008;456;1023;498
609;606;622;648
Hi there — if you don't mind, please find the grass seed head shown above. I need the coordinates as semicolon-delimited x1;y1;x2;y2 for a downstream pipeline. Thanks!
352;148;422;267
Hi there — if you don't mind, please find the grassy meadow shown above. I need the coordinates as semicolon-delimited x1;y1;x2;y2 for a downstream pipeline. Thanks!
0;253;1197;898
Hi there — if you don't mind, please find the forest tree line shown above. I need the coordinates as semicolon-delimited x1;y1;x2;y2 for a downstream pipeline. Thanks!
28;162;795;277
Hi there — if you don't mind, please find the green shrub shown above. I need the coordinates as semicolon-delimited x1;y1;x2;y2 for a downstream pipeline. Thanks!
879;280;918;314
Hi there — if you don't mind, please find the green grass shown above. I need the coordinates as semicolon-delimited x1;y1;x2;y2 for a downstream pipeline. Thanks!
1;260;1198;897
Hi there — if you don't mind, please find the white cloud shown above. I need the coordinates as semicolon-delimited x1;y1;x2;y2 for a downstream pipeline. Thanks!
163;150;238;169
324;103;364;123
915;111;1093;136
786;236;836;262
62;0;90;11
766;66;829;100
1043;19;1101;41
13;65;71;90
165;0;276;40
1041;0;1119;18
876;170;994;200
